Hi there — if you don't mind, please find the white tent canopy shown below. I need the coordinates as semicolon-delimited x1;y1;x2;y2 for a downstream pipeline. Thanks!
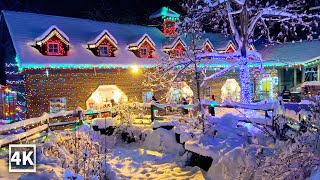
166;82;193;104
86;85;128;110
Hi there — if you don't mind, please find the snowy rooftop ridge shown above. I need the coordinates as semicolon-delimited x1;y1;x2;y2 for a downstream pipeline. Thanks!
127;33;156;49
87;29;118;46
163;37;187;50
35;25;70;42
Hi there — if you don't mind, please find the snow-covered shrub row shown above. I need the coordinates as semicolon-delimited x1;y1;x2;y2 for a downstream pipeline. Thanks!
40;129;108;179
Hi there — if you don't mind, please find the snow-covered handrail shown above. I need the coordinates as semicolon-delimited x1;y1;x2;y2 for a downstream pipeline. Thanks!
0;113;49;134
151;101;199;110
0;124;48;147
200;100;274;111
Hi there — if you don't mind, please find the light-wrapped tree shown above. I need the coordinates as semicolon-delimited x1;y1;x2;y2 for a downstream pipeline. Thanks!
177;0;319;103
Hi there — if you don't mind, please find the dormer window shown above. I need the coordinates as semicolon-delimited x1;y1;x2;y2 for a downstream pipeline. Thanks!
99;45;110;56
128;34;156;58
203;39;214;53
163;37;187;58
87;30;118;57
225;41;236;53
34;25;69;56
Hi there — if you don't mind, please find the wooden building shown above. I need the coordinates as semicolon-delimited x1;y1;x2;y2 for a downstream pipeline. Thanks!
0;8;320;119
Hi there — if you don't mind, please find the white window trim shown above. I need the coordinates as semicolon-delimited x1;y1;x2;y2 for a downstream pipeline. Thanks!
99;45;109;56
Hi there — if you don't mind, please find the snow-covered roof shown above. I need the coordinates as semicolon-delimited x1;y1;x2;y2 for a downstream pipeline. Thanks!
87;29;118;46
2;10;166;68
2;10;320;69
149;7;180;19
254;39;320;65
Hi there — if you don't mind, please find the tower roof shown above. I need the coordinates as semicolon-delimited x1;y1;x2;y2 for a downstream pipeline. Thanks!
149;7;180;19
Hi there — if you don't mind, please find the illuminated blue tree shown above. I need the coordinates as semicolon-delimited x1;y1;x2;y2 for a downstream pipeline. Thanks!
182;0;320;103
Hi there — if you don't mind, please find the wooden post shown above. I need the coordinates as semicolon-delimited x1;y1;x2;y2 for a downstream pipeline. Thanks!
301;66;305;83
151;105;155;122
294;67;297;88
318;64;320;81
278;68;282;93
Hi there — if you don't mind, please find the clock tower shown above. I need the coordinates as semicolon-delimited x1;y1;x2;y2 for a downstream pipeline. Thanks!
149;7;180;36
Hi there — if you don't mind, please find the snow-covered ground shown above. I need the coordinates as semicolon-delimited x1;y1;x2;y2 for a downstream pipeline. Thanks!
103;145;205;179
1;103;319;179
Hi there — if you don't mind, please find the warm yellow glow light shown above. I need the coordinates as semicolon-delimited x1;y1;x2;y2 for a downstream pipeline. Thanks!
131;65;139;73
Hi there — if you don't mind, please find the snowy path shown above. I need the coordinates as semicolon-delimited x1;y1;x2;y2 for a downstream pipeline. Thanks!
106;145;205;180
0;159;24;180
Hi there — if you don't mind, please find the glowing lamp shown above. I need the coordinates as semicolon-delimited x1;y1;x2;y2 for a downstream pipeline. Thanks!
131;65;139;73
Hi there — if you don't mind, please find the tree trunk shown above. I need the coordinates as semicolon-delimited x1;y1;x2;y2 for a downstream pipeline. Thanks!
195;62;204;132
239;1;252;103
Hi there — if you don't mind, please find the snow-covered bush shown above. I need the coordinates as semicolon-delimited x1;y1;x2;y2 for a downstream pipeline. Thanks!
144;128;185;155
41;130;108;179
254;131;320;179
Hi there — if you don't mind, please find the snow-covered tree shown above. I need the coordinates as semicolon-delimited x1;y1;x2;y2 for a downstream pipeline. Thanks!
180;0;320;103
143;20;205;103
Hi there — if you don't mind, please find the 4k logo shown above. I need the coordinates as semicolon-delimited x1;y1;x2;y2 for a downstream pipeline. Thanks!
9;144;36;172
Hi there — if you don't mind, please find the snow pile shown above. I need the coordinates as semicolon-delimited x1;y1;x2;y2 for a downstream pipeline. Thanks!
92;118;116;128
185;114;249;162
184;113;276;179
104;146;204;179
18;164;64;180
207;145;266;179
63;168;84;180
309;167;320;180
144;128;184;155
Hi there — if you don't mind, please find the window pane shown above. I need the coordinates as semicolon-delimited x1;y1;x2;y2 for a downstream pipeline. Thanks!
141;48;147;56
100;46;109;56
53;44;58;48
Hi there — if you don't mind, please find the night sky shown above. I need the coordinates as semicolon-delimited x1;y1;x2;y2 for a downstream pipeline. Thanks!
0;0;183;25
